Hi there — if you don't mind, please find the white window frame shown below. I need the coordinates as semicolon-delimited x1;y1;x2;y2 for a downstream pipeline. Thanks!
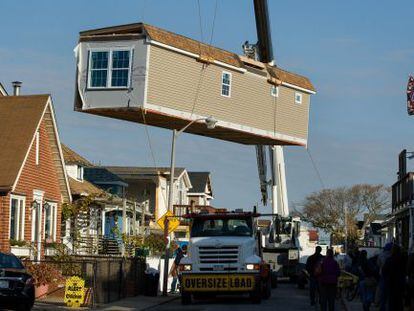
221;71;232;98
77;165;84;181
87;47;133;90
295;92;303;104
35;131;39;165
271;85;279;97
43;201;58;242
9;195;26;241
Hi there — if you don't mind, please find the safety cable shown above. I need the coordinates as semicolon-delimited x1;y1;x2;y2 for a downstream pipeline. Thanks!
209;0;219;46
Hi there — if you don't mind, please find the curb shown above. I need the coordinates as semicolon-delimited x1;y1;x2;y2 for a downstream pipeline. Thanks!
140;296;179;311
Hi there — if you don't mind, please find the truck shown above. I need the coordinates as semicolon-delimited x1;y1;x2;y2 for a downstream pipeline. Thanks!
178;210;272;304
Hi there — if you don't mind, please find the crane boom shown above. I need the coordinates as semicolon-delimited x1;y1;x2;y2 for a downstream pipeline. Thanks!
253;0;289;216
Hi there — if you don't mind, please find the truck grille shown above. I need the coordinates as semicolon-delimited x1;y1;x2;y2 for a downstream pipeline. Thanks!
198;245;239;264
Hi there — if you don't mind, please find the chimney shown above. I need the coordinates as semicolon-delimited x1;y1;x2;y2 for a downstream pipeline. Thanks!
12;81;22;96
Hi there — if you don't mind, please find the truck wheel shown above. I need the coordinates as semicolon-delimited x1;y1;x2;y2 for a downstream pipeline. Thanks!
262;278;271;300
250;289;262;304
271;272;278;289
181;291;192;305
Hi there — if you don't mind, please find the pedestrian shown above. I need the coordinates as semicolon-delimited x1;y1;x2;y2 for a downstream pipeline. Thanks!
382;244;406;311
406;252;414;311
169;244;187;293
318;248;340;311
306;246;324;306
376;242;392;311
358;250;378;311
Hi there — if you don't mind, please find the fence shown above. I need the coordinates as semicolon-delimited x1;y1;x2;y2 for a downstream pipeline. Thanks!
26;256;146;307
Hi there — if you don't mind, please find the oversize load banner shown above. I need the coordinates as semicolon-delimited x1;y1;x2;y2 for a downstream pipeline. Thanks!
407;75;414;115
181;274;255;292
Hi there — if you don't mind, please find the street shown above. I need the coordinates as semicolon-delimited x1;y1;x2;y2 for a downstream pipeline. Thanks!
146;284;349;311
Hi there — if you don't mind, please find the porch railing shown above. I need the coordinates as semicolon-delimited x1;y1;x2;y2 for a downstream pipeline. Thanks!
392;172;414;212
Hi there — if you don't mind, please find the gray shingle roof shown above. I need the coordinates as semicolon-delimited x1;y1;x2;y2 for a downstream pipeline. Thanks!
105;166;185;179
188;172;210;193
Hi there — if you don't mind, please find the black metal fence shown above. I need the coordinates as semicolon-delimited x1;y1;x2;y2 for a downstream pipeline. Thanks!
26;256;146;308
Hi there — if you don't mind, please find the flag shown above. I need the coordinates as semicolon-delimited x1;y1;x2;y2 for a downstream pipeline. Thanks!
407;75;414;115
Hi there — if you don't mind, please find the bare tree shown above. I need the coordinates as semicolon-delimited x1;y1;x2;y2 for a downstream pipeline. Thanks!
300;184;390;245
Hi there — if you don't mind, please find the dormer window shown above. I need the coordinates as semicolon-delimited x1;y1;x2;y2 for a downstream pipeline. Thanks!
77;165;84;181
88;49;132;89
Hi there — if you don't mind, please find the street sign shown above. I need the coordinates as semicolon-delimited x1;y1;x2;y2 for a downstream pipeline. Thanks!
64;276;85;308
157;211;180;233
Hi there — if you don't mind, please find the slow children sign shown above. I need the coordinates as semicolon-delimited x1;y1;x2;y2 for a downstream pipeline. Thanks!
64;276;85;308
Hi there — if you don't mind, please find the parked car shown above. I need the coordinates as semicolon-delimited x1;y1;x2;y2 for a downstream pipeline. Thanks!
0;252;35;311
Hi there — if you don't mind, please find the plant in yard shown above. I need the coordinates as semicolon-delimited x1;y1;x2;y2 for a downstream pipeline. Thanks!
24;262;64;286
9;239;27;247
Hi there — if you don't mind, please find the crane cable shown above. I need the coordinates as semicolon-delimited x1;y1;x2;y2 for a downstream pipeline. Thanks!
306;147;326;189
138;0;220;207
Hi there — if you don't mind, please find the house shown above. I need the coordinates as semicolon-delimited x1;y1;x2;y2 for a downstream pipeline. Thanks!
104;166;192;222
389;149;414;251
0;93;71;260
187;172;213;206
74;23;316;147
62;145;149;255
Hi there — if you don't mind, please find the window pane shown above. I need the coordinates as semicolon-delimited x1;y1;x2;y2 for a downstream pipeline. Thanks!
222;85;230;96
10;199;18;239
91;51;108;69
112;51;130;69
91;70;108;87
111;69;129;87
45;205;51;239
222;73;230;85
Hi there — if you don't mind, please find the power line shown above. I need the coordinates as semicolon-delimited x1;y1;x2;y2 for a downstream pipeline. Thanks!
306;148;326;189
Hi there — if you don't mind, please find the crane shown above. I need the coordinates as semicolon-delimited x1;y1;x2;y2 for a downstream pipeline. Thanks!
246;0;301;279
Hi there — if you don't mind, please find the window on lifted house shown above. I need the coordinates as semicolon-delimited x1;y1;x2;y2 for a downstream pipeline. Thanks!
9;195;25;241
271;85;279;97
295;92;303;104
88;49;132;89
221;72;231;97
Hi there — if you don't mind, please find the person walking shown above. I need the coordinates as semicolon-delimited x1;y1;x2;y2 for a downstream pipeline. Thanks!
382;244;406;311
358;250;378;311
318;248;341;311
169;244;187;293
306;246;324;306
376;243;392;311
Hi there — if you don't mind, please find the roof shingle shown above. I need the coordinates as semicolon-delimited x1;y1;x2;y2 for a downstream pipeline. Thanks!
0;95;49;191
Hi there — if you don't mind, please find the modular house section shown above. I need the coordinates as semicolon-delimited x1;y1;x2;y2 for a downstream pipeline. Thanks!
74;23;315;146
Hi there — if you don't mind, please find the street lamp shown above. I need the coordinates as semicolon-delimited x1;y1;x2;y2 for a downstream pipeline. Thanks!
162;116;217;296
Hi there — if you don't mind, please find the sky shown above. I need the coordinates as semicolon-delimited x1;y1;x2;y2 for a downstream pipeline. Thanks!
1;0;413;212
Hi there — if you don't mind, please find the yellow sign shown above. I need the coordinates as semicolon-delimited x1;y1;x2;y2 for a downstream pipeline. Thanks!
181;274;255;292
157;211;180;233
64;276;85;308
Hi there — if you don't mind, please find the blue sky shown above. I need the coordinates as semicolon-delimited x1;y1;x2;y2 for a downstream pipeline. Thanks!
1;0;413;211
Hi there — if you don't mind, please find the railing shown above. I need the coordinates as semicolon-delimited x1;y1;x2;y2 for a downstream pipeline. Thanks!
173;204;226;217
392;172;414;212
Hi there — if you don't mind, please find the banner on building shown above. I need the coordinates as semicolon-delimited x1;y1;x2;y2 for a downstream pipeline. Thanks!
407;75;414;115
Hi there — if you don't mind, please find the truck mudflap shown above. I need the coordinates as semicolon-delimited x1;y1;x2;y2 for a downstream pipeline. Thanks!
181;274;258;292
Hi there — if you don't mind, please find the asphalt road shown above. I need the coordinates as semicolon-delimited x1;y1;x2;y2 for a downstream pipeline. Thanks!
147;283;324;311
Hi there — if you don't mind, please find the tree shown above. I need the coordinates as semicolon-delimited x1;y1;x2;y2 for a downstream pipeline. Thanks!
300;184;390;245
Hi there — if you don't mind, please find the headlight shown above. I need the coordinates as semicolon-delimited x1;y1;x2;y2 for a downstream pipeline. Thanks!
246;264;260;271
179;264;192;271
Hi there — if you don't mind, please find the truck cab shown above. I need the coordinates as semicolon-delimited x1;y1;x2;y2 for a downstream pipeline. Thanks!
179;211;271;304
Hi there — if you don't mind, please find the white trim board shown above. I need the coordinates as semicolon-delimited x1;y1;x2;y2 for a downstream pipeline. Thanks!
144;102;308;146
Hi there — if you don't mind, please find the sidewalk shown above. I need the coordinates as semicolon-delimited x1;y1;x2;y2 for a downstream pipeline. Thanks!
33;294;179;311
93;294;179;311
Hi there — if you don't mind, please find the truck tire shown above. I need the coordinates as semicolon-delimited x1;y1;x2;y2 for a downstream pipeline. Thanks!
271;272;278;289
262;278;271;300
250;289;262;304
181;291;192;305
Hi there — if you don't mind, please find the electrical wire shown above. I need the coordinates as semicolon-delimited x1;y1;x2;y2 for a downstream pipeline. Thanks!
209;0;219;46
306;147;326;189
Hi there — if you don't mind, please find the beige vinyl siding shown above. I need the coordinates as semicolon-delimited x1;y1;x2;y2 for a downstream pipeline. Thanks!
146;45;309;141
